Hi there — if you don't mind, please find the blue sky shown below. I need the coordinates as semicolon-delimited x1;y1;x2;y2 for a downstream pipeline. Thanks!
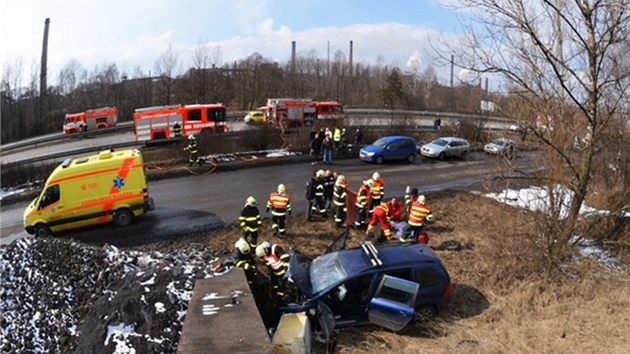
1;0;468;86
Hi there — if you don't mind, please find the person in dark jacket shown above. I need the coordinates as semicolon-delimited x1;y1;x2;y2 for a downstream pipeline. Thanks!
239;196;262;249
234;238;258;289
323;170;335;210
352;128;363;154
313;170;328;218
172;122;182;137
322;135;333;164
310;133;322;165
332;174;348;227
305;171;317;221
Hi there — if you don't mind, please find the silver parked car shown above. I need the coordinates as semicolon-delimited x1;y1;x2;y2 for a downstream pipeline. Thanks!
484;138;516;157
421;137;470;160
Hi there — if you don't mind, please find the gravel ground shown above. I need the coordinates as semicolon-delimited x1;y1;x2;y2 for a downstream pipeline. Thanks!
0;237;229;354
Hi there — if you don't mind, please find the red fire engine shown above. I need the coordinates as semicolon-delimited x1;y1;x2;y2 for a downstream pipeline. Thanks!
63;106;118;134
133;103;228;141
264;98;344;128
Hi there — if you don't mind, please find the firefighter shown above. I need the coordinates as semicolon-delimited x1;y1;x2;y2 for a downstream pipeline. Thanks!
172;122;182;137
332;174;348;228
404;186;419;215
354;179;373;230
266;184;292;236
184;134;202;167
239;196;262;249
234;238;258;288
369;172;384;215
406;195;434;243
255;241;290;305
366;198;396;242
323;170;335;210
313;170;328;218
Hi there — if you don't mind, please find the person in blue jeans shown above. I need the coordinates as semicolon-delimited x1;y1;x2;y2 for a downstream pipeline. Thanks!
322;135;333;164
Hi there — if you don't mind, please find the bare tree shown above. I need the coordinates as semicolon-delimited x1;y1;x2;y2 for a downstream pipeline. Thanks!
154;45;181;105
443;0;630;270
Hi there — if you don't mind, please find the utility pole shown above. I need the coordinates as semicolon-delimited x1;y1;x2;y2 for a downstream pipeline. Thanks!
40;18;51;120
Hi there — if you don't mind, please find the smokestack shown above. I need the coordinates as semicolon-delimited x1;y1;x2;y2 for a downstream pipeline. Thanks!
291;41;296;73
40;18;50;120
349;40;353;77
450;54;454;88
327;40;330;77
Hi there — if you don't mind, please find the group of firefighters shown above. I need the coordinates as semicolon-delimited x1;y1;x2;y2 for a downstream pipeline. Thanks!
230;170;435;313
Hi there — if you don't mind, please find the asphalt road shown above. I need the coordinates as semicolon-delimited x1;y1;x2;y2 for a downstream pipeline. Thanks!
0;152;537;246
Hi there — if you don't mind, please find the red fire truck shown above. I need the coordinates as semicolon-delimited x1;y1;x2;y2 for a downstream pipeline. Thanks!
63;106;118;134
133;103;228;141
264;98;344;128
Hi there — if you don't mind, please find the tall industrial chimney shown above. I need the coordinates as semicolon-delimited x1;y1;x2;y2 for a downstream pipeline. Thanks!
291;41;296;73
349;40;353;77
40;18;50;120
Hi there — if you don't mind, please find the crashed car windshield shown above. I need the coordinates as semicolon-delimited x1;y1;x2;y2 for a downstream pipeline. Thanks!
310;252;348;295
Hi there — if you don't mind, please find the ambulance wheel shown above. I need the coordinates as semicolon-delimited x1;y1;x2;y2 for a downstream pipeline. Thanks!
34;224;51;238
114;209;133;227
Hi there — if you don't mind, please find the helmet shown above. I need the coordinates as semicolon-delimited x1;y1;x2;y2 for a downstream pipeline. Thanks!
246;196;258;206
336;175;346;184
410;188;419;196
372;172;380;180
365;178;374;187
188;134;196;140
255;241;271;258
277;184;286;193
316;170;325;178
235;238;251;254
325;170;332;176
418;195;426;204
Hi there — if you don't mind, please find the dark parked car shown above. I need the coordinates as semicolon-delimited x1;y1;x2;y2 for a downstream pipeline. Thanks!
359;135;417;164
282;231;452;336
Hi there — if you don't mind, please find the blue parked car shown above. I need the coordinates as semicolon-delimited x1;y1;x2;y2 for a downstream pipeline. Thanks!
359;135;417;164
282;231;452;337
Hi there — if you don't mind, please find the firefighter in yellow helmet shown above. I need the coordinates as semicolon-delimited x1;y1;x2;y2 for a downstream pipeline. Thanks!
239;196;262;249
332;174;348;227
234;238;258;289
354;178;373;230
266;184;292;236
184;134;202;167
369;171;384;215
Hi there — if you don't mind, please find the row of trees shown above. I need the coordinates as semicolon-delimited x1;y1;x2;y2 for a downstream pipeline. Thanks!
1;44;493;144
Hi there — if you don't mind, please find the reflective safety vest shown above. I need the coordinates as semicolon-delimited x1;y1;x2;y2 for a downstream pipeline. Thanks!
356;185;370;208
371;178;384;200
263;245;289;276
408;201;432;227
173;124;182;137
333;128;342;142
267;192;291;216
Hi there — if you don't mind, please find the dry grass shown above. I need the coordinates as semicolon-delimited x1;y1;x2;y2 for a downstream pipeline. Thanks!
186;189;630;354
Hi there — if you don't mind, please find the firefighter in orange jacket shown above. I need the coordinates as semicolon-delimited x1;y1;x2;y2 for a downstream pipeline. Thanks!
255;241;290;305
354;179;373;230
369;172;384;215
266;184;292;236
406;195;434;243
366;199;396;242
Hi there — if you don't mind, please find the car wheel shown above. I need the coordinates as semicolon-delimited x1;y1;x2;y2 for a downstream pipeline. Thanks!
375;156;384;164
438;152;445;161
460;151;468;160
34;224;51;238
114;209;133;227
406;154;415;163
414;305;437;322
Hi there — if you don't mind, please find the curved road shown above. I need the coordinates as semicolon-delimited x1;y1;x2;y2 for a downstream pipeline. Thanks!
0;152;536;246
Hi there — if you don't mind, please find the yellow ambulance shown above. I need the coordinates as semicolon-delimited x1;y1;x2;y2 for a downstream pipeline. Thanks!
23;148;155;237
